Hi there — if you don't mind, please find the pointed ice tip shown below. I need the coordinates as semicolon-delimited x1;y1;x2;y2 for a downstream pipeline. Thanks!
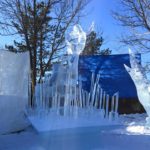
128;48;138;55
128;48;133;54
88;21;95;33
124;64;131;72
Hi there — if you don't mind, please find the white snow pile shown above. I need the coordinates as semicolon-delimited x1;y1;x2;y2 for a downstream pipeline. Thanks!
110;113;150;135
0;50;30;134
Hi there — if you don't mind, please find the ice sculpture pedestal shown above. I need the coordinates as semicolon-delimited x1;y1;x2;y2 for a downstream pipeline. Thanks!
28;108;119;132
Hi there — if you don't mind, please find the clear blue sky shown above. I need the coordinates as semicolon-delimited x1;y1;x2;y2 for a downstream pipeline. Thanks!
81;0;127;54
0;0;127;54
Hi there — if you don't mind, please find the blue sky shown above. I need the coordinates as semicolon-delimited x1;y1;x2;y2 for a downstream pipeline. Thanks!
81;0;127;54
0;0;127;54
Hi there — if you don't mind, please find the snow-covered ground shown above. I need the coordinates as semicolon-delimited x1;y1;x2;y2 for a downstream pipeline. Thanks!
0;113;150;150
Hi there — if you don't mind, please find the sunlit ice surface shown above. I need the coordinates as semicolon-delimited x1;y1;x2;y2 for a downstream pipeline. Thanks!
125;114;150;135
124;49;150;126
126;125;150;135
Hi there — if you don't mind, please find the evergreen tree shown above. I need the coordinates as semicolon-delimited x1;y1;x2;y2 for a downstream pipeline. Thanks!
82;31;111;55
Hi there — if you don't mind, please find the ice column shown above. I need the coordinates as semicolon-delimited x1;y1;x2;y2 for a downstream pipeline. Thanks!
64;25;86;116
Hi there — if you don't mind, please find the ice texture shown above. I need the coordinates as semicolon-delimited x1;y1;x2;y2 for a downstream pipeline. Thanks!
0;51;30;97
0;50;30;134
124;49;150;126
67;24;86;55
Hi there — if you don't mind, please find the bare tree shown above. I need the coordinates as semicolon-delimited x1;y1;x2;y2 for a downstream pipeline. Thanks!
112;0;150;53
0;0;90;89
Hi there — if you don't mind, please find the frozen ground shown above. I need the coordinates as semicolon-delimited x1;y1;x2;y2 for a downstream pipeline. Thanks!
0;114;150;150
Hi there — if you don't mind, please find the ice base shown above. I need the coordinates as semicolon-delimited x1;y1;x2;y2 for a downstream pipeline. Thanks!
28;108;119;132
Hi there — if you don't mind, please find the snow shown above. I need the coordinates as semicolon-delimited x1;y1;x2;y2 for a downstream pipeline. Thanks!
0;51;30;134
1;113;150;150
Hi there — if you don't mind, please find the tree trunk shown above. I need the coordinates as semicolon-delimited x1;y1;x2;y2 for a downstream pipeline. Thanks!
33;0;37;88
39;29;44;82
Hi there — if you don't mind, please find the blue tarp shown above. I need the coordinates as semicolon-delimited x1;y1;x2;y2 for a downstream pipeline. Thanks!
79;54;141;98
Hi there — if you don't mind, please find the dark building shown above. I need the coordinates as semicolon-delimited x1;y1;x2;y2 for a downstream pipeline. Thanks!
79;54;145;114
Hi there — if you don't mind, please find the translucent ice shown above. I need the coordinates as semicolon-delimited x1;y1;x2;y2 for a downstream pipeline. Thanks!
0;50;30;134
28;25;119;132
64;25;86;110
0;51;30;97
67;24;86;55
124;49;150;126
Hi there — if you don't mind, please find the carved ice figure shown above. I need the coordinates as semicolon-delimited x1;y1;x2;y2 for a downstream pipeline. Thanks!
64;25;86;111
67;24;86;78
124;49;150;126
67;24;86;55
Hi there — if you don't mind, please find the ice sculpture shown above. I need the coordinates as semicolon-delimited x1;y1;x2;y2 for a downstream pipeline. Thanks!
64;25;86;115
27;25;119;132
0;50;30;134
124;49;150;126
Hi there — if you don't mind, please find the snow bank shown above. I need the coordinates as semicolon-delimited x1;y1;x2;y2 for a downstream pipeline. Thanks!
0;50;30;134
